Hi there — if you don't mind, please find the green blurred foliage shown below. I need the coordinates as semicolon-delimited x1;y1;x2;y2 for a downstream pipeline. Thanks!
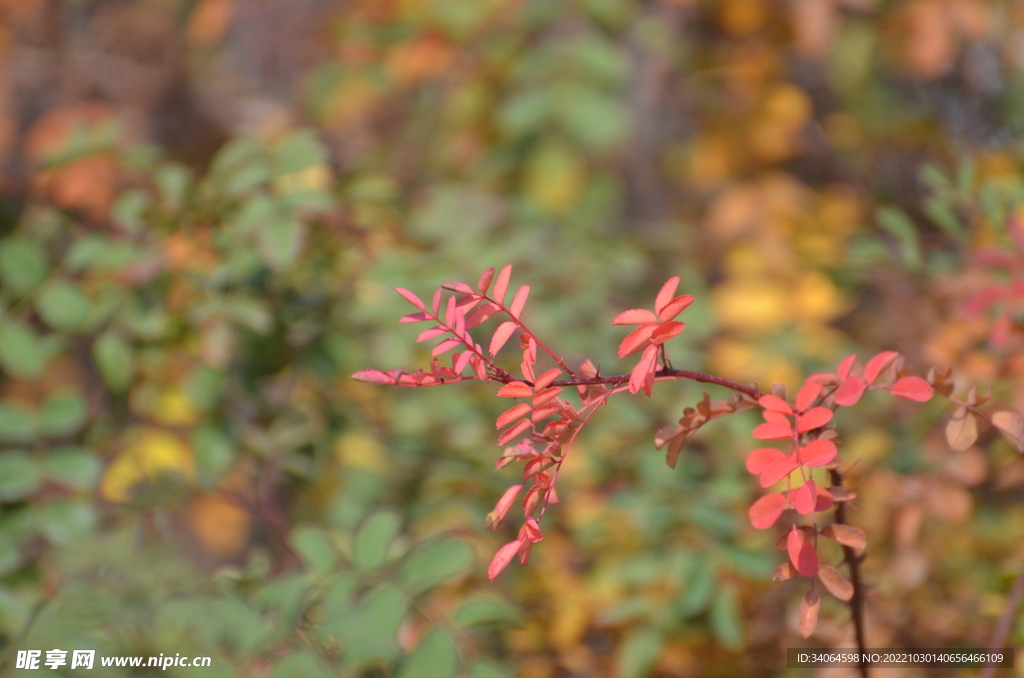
0;0;1022;675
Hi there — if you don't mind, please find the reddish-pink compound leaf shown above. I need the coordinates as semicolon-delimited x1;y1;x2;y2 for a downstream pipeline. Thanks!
509;285;530;318
432;337;462;357
889;376;933;402
749;492;788;529
399;312;430;323
352;369;398;385
799;591;820;638
611;308;657;325
445;281;474;295
760;454;800;487
454;350;473;375
795;379;823;412
517;539;533;566
493;264;513;305
534;368;562;391
520;516;543;542
837;353;857;380
655;276;681;314
394;287;425;310
478;267;495;295
798;439;837;467
484;484;522;531
522;456;555;479
488;540;522;580
753;418;793;440
815;487;834;512
489;321;518;356
746;447;786;474
758;395;793;414
788;526;820;577
530;404;562;423
498;418;533;446
496;403;532;429
532;386;562;408
834;376;866;406
818;565;854;602
618;323;658;358
522;485;542;515
497;382;533;398
657;294;694;322
416;326;447;343
792;479;817;515
629;344;658;396
466;302;501;330
651;321;685;345
864;350;899;383
797;407;833;433
820;524;867;549
431;288;442;314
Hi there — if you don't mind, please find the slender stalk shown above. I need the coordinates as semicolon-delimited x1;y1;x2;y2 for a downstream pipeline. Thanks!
829;468;869;678
978;547;1024;678
550;368;760;399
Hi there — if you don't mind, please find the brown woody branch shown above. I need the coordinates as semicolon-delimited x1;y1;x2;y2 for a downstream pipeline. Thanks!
830;468;869;678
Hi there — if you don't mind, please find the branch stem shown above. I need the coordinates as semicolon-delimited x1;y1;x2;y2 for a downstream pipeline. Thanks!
829;468;869;678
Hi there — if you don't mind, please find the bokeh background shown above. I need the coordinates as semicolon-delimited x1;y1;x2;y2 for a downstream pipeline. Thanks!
0;0;1023;675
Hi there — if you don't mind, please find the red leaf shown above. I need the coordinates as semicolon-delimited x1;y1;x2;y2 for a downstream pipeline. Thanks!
478;267;495;295
531;404;562;423
522;456;555;478
489;321;518;356
798;439;837;467
815;487;834;512
889;376;933;402
657;294;694;322
746;447;786;474
799;591;820;638
534;368;562;390
797;407;833;432
837;353;857;380
532;387;562;408
466;302;501;330
753;419;793;440
432;337;462;356
496;403;532;429
416;326;447;343
759;454;800;487
446;281;474;295
792;479;817;515
611;308;658;325
431;288;442;314
517;539;533;566
484;484;522;531
651;321;685;345
394;287;425;310
818;565;854;601
788;526;820;577
509;285;530;319
749;492;788;529
454;350;473;374
795;379;823;412
617;323;658;358
834;376;866;406
655;276;681;314
865;350;899;383
497;382;533;398
497;418;533;446
488;540;522;580
351;369;398;385
629;344;658;396
399;312;430;323
758;395;793;414
820;524;867;549
493;264;513;305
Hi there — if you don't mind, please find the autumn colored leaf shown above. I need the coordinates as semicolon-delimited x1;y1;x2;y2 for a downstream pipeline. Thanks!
758;394;793;414
654;276;681;314
496;382;533;398
814;487;834;512
497;418;533;446
817;565;854;601
432;337;462;356
509;285;530;318
759;454;800;487
992;410;1024;452
618;323;658;358
889;376;933;402
753;411;793;440
657;294;694;322
864;350;899;383
496;403;532;429
837;354;857;380
484;484;522;531
798;439;837;467
946;407;978;451
799;590;820;638
772;562;798;582
834;376;866;406
352;369;398;385
534;368;562;391
651;320;685;344
612;308;657;325
489;321;518;356
820;523;867;549
787;526;820;576
796;407;833;432
394;287;425;310
792;480;817;515
478;267;495;295
488;540;522;580
629;344;658;396
749;492;788;529
746;447;786;474
795;379;823;412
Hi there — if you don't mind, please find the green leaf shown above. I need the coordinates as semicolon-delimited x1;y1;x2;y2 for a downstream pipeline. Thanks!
36;280;90;333
44;447;100;490
469;660;508;678
271;651;332;678
352;510;401;571
0;238;47;293
397;629;459;678
271;130;328;176
93;331;134;391
615;627;664;678
453;598;523;629
256;216;306;271
111;189;150;234
35;501;96;543
253;573;311;627
39;389;87;437
0;402;36;443
0;320;48;378
292;526;336;573
343;584;407;665
192;426;234;482
0;541;19;576
710;585;744;649
0;451;40;501
876;205;921;269
398;538;472;594
678;555;716;617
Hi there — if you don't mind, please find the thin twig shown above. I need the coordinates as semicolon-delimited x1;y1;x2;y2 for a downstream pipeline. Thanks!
979;549;1024;678
829;468;870;678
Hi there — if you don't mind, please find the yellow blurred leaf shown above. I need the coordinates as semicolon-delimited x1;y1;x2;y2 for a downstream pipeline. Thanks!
101;428;195;502
190;493;250;558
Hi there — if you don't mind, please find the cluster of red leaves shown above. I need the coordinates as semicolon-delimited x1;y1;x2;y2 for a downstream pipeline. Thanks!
962;217;1024;349
745;351;933;636
612;276;693;395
